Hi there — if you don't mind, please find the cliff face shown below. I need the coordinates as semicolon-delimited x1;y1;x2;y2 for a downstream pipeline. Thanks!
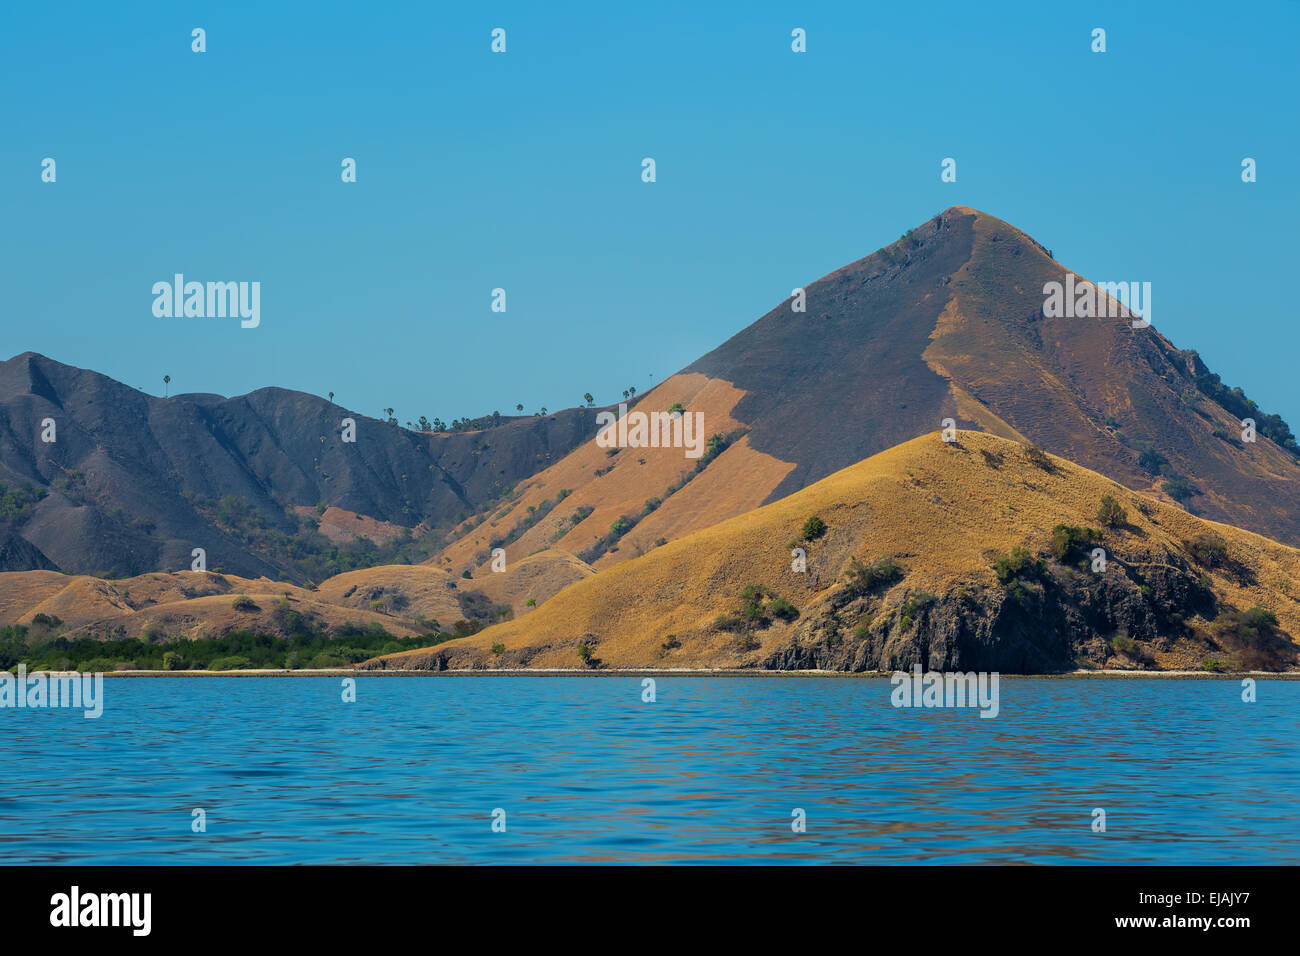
762;554;1253;673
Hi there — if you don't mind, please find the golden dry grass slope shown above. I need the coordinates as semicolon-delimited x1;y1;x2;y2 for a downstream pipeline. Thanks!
428;206;1300;589
366;432;1300;674
428;374;796;578
0;547;595;642
0;569;421;640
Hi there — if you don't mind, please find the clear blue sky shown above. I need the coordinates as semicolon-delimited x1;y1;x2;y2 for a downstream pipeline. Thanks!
3;0;1296;429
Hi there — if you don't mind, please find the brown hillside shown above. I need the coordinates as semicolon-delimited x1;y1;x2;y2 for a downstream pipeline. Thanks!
429;207;1300;583
0;569;420;641
0;550;595;642
366;432;1300;674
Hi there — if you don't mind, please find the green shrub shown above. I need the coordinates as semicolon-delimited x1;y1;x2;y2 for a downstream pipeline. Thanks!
1162;477;1195;503
1050;524;1100;562
1023;445;1054;470
661;634;681;650
1097;494;1127;528
712;612;747;633
767;596;799;621
1137;447;1166;474
801;515;827;540
1242;606;1278;630
306;654;345;669
898;592;936;630
994;547;1040;583
1188;534;1228;568
209;655;253;671
491;643;506;655
844;555;904;596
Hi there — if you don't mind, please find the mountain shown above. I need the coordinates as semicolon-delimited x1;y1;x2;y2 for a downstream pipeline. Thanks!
4;205;1297;649
0;352;603;581
0;534;57;572
428;206;1300;578
365;432;1300;673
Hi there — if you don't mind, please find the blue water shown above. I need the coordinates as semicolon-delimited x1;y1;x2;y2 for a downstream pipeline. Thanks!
0;676;1296;864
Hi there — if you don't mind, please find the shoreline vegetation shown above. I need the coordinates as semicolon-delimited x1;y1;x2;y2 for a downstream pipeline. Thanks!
0;622;458;674
39;668;1300;680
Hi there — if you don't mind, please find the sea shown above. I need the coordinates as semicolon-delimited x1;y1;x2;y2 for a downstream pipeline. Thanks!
1;675;1296;864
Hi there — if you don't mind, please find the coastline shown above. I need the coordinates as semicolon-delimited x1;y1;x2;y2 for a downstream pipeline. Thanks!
62;667;1300;679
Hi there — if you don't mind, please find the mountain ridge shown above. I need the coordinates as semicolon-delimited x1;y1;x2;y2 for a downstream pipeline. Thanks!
0;351;602;581
424;206;1300;582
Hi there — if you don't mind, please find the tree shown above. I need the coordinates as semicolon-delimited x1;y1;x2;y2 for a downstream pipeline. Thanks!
629;386;637;398
540;407;547;415
516;403;524;413
163;374;171;397
584;393;594;407
1097;494;1128;528
328;391;334;403
622;389;629;400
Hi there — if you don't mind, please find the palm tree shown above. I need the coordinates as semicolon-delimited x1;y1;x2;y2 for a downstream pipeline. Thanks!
583;392;594;407
622;389;629;400
515;403;524;413
163;375;171;397
540;407;548;415
328;391;334;404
